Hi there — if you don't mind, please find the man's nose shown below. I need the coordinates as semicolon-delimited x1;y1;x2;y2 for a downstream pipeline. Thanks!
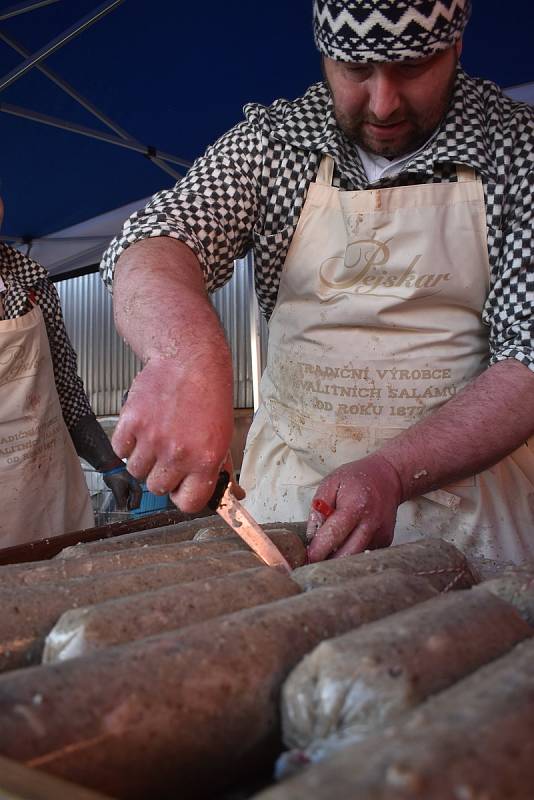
367;73;402;121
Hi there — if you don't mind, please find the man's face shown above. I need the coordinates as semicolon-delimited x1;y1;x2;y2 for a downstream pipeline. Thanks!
323;42;461;158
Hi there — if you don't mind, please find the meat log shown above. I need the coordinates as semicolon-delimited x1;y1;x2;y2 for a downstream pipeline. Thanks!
42;566;301;662
293;538;476;592
253;638;534;800
280;588;532;767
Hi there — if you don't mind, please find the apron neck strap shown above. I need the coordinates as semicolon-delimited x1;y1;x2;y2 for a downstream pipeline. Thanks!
317;157;476;186
316;155;335;186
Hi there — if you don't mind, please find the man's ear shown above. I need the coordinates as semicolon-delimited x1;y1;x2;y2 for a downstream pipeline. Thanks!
455;38;463;59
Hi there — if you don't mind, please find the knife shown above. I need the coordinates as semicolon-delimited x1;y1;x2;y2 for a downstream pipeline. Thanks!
208;471;292;572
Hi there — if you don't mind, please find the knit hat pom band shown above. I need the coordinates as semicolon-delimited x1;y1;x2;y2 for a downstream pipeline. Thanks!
314;0;472;63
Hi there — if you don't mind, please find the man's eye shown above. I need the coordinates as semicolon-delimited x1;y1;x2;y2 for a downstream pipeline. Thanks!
400;59;432;74
345;66;371;79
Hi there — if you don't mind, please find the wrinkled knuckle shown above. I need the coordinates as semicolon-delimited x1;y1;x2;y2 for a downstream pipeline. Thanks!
146;474;172;496
126;458;147;478
160;442;186;467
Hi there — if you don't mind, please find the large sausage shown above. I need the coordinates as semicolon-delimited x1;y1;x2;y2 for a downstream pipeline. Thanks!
57;516;227;558
192;522;307;544
254;638;534;800
293;538;476;592
0;551;260;671
280;589;531;763
43;566;301;662
0;570;436;800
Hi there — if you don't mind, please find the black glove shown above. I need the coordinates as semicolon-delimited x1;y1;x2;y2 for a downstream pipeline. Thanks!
70;414;143;511
102;466;143;511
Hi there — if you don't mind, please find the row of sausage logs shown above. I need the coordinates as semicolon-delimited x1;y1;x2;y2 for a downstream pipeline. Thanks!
254;637;534;800
278;587;532;771
0;551;261;672
42;539;469;666
43;531;480;663
42;566;301;663
0;531;307;590
0;540;243;588
57;519;308;559
0;538;471;673
0;571;437;800
292;538;477;592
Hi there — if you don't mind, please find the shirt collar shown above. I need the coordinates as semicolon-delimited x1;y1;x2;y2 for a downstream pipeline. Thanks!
272;67;498;184
0;242;49;286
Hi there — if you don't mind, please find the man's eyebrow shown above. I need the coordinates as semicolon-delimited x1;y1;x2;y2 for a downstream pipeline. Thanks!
402;55;434;65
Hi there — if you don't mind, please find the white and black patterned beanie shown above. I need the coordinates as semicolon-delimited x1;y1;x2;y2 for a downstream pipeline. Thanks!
313;0;471;63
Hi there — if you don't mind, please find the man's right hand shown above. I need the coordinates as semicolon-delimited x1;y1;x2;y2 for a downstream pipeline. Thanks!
112;356;234;513
111;238;235;513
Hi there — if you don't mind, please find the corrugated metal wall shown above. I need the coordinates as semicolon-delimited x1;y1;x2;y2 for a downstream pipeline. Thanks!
56;253;267;416
57;272;141;416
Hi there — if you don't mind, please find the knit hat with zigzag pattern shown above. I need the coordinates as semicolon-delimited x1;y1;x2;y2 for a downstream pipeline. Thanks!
313;0;471;63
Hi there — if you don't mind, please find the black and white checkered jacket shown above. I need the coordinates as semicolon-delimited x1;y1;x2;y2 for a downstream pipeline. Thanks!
0;243;92;429
101;68;534;371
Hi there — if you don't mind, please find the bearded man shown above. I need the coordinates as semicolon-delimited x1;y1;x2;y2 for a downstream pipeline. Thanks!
101;1;534;564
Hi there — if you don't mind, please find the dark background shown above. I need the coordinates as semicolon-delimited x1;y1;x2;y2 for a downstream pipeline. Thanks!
2;0;533;240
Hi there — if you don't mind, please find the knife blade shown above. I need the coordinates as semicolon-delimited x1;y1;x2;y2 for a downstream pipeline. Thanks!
208;471;292;572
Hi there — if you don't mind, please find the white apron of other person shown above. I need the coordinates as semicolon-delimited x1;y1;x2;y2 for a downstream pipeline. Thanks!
0;301;94;547
240;155;534;563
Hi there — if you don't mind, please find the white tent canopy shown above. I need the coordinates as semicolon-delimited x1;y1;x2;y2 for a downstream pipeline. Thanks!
21;195;150;278
505;82;534;104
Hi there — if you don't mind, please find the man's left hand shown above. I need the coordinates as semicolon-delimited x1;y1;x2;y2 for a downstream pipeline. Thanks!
103;469;143;511
306;454;403;563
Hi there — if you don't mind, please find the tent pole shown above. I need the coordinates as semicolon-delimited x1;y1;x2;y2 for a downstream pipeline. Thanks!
0;0;124;93
0;102;191;175
0;0;61;22
0;29;189;180
0;29;135;140
247;252;263;413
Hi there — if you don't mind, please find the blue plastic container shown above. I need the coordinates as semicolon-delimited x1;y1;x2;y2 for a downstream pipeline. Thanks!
131;483;172;516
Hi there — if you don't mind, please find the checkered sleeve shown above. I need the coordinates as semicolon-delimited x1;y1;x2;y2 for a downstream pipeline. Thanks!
484;167;534;372
100;119;264;294
35;278;93;430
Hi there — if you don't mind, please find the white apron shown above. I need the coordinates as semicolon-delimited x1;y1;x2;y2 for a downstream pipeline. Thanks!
241;155;534;563
0;304;94;547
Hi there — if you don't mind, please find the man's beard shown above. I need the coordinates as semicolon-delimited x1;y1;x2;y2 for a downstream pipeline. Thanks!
326;67;457;159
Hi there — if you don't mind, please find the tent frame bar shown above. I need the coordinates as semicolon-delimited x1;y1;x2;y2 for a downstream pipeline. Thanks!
0;0;125;93
247;253;262;412
0;28;139;142
0;101;191;170
0;0;61;22
0;10;191;179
